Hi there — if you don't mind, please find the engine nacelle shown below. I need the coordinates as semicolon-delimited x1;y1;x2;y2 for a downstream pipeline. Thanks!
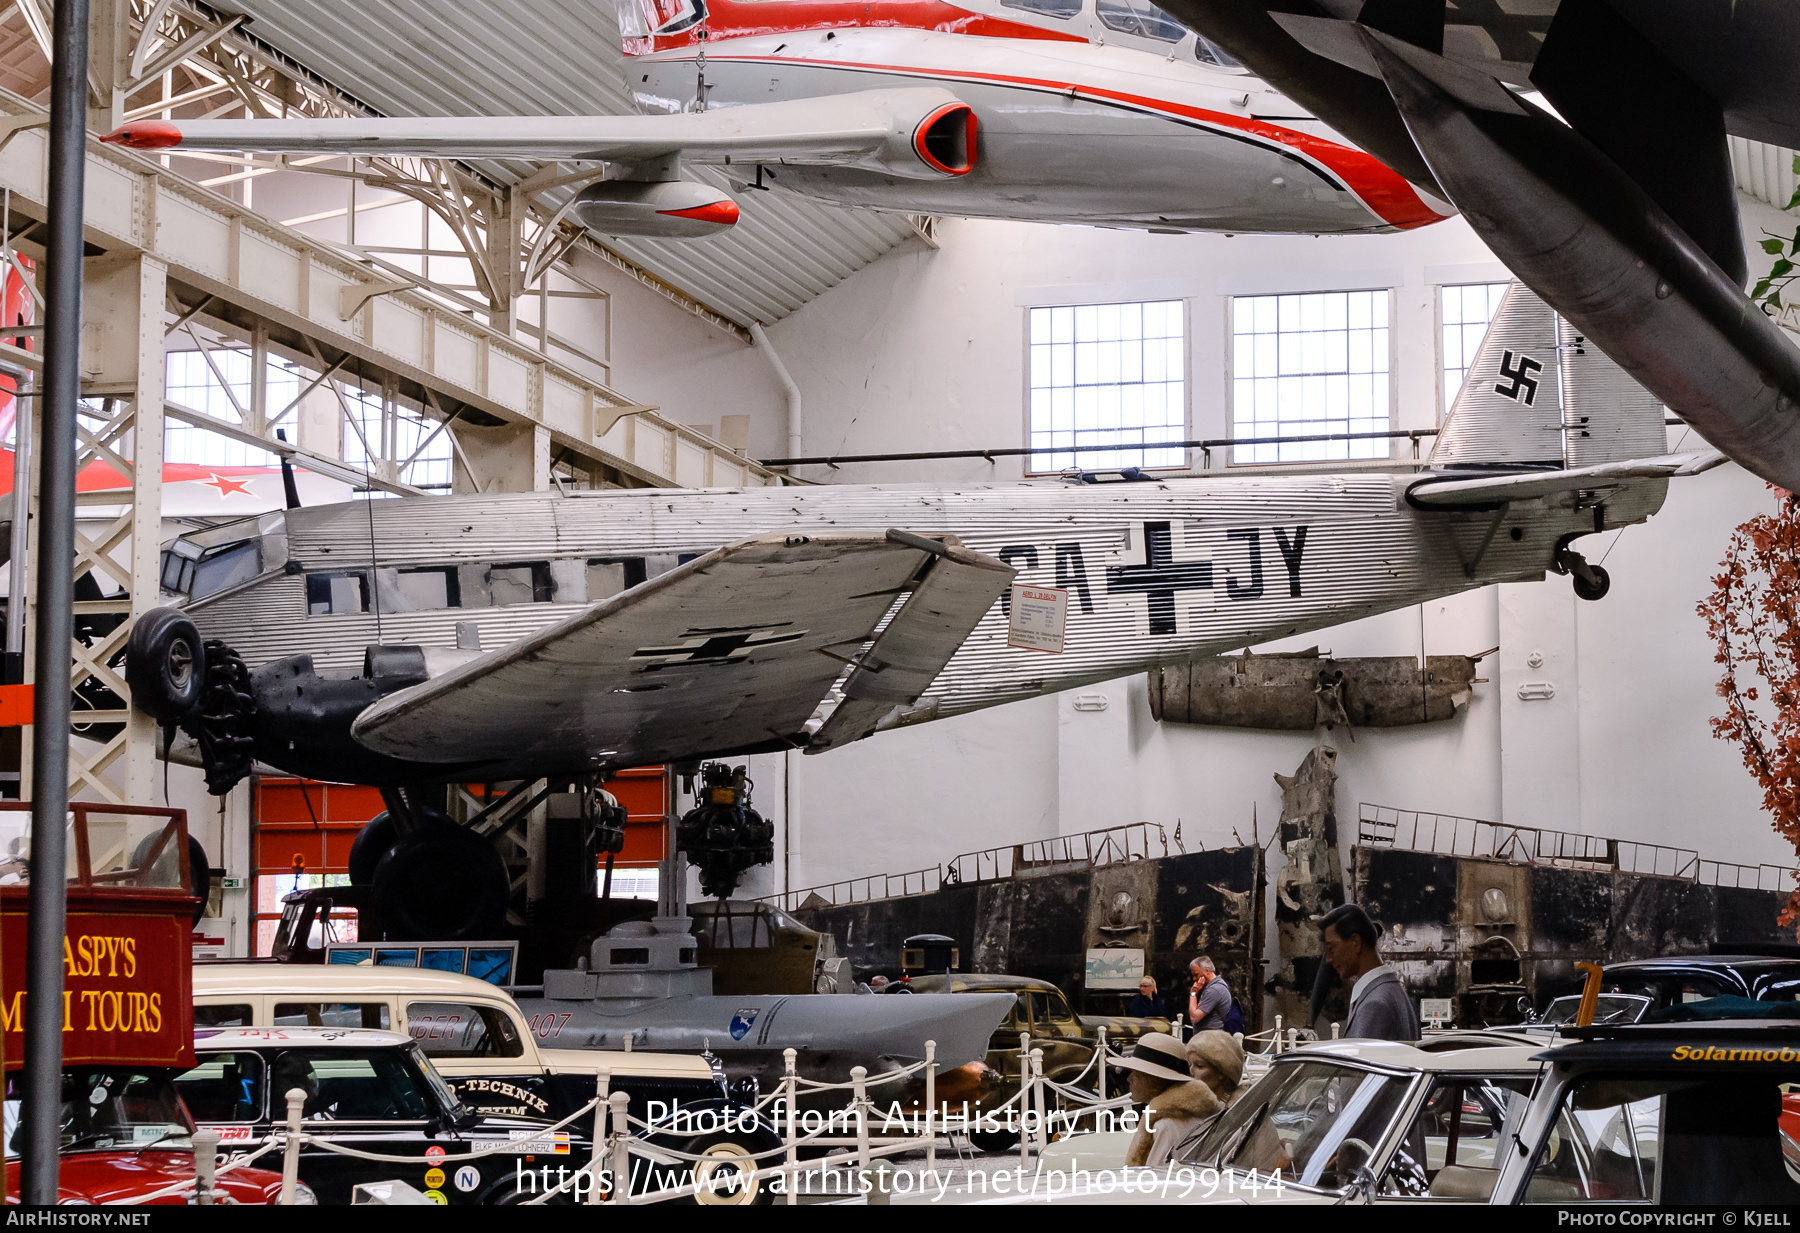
572;179;740;238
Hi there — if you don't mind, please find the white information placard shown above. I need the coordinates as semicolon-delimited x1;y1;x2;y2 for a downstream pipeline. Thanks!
1420;997;1454;1027
1008;584;1068;653
1086;948;1145;991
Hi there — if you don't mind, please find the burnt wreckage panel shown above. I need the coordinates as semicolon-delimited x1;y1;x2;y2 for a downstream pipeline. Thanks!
1149;649;1484;731
1270;747;1343;1031
1353;848;1790;1018
795;845;1262;1021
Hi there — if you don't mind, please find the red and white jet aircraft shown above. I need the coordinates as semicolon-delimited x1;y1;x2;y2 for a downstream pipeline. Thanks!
102;0;1449;240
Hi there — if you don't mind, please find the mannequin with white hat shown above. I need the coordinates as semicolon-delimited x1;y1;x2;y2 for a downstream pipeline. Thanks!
1111;1032;1229;1168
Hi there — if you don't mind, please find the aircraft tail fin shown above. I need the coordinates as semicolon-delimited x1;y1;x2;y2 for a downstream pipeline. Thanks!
1428;280;1666;471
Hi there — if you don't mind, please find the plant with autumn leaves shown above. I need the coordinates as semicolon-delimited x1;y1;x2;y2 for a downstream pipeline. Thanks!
1698;485;1800;933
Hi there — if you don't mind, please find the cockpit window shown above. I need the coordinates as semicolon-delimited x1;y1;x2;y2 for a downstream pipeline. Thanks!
1001;0;1082;17
160;539;260;601
1097;0;1184;42
1193;33;1245;70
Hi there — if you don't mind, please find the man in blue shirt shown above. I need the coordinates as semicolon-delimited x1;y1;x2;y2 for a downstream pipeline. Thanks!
1187;956;1231;1032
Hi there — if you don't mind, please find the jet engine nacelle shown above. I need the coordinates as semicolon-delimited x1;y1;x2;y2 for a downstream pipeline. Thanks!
571;179;741;238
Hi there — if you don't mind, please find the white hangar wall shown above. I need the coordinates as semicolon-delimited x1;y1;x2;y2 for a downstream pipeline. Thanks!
733;209;1792;901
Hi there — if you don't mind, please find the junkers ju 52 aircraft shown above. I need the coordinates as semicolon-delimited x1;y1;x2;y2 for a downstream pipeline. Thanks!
129;283;1718;829
98;0;1447;238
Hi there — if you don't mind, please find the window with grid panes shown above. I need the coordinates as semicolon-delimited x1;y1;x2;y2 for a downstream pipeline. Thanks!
1027;300;1185;473
165;350;300;467
339;382;455;495
1231;290;1390;463
1440;282;1510;415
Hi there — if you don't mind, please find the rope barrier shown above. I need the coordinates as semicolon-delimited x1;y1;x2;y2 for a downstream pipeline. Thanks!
286;1093;606;1166
168;1024;1216;1205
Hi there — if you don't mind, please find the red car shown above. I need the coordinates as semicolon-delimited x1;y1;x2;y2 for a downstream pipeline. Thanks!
3;1067;292;1205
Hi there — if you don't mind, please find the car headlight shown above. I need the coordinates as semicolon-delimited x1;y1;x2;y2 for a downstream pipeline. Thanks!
291;1181;319;1206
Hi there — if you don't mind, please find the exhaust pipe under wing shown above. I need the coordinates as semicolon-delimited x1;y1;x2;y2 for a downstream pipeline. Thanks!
1357;30;1800;492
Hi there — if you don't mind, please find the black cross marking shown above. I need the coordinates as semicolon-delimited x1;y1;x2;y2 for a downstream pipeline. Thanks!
1105;521;1212;636
1494;351;1542;405
631;627;805;670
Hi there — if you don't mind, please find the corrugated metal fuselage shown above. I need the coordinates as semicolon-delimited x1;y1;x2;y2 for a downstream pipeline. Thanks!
182;472;1663;778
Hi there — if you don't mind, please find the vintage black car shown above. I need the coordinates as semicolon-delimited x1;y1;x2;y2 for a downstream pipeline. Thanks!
178;1027;776;1204
1591;953;1800;1016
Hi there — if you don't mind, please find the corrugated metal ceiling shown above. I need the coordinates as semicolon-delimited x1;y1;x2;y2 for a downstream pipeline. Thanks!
230;0;918;327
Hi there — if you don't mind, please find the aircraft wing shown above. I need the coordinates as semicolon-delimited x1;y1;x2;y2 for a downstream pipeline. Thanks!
349;530;1014;771
1406;450;1728;508
101;88;976;180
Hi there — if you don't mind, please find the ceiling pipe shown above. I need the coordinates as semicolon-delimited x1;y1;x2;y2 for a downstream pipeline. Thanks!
749;323;802;469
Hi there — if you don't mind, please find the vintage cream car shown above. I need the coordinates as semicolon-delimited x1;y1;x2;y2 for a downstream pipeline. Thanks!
192;964;779;1204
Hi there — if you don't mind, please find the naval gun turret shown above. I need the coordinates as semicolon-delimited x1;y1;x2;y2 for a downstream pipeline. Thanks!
516;902;1009;1107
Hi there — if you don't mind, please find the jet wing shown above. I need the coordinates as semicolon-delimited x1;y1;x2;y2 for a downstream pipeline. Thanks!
1406;450;1727;508
349;530;1013;772
102;88;976;181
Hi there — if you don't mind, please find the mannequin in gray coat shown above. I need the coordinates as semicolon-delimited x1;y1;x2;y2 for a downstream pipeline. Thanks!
1320;903;1420;1042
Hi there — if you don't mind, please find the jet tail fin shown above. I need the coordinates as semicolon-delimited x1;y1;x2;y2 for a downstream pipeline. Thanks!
1428;280;1667;472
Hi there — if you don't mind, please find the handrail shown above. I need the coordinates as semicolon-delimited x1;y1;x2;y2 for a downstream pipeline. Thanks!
761;822;1169;912
1358;802;1794;891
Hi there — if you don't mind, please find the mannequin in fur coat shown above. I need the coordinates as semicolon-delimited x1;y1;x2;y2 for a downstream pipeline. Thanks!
1116;1030;1249;1168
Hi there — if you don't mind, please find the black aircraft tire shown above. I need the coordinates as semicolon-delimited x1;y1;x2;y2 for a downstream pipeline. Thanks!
372;825;508;941
127;831;211;926
349;808;457;885
347;812;400;886
186;835;210;927
1573;565;1610;602
124;608;205;722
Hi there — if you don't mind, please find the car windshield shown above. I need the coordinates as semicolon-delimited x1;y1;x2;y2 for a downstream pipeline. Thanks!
2;1069;194;1156
1183;1060;1414;1191
263;1045;449;1122
1524;1074;1800;1203
1542;994;1650;1025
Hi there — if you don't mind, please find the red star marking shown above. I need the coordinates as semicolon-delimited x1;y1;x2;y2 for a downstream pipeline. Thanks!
202;473;254;497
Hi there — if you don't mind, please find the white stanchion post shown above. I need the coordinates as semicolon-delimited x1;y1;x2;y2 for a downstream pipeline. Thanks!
1288;1027;1298;1051
851;1065;872;1194
589;1070;610;1205
1022;1029;1036;1166
1274;1015;1284;1054
278;1087;305;1205
783;1047;798;1207
924;1039;937;1182
609;1092;632;1206
192;1128;219;1205
1095;1025;1108;1132
1031;1048;1046;1157
1332;1022;1340;1040
1022;1044;1036;1166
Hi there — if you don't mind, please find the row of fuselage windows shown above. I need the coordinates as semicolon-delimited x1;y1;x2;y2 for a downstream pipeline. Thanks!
304;554;696;616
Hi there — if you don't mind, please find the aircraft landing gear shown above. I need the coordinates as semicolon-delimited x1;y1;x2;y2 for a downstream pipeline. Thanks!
1555;548;1611;602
